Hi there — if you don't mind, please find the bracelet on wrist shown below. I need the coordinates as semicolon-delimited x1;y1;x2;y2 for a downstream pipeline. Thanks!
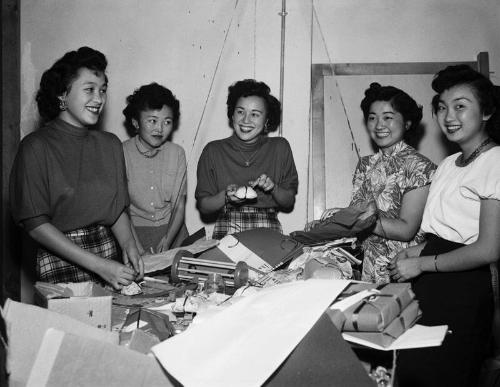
434;254;439;272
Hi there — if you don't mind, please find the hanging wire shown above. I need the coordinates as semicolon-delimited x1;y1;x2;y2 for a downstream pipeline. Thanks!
253;0;257;79
189;0;240;152
311;4;360;161
158;0;240;249
306;1;314;226
278;0;288;136
311;0;389;244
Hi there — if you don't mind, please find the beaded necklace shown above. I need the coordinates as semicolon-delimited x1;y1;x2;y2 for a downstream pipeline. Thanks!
455;138;492;167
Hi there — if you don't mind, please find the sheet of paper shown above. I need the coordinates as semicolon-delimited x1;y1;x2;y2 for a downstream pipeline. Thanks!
143;239;219;273
218;234;273;272
342;324;448;351
152;279;350;387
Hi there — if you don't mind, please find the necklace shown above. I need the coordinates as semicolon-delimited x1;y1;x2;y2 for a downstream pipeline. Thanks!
237;147;260;167
135;137;160;158
455;138;492;167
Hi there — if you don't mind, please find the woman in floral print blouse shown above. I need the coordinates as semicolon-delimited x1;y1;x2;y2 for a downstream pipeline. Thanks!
349;83;436;284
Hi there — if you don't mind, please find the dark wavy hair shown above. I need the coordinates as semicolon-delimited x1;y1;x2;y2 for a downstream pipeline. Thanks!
431;64;500;143
122;83;180;135
360;83;423;133
226;79;281;133
36;47;107;122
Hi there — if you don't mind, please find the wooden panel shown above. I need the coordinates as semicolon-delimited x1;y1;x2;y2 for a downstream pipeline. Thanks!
329;52;489;77
1;0;21;303
311;64;333;219
331;61;478;76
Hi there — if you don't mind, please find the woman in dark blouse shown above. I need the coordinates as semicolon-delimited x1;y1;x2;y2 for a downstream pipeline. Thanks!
10;47;143;289
195;79;298;239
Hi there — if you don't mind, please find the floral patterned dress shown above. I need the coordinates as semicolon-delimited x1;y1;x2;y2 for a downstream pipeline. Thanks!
350;141;436;284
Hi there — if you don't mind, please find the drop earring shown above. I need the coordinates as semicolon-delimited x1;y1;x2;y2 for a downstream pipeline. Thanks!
59;99;67;111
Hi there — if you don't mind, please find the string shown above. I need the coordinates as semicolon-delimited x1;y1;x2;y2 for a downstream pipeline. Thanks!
189;0;240;152
306;1;314;225
312;4;360;161
253;0;257;79
311;1;390;244
155;0;241;250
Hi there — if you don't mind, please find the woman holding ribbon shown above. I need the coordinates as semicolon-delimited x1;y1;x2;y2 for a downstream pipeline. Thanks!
9;47;143;289
195;79;298;239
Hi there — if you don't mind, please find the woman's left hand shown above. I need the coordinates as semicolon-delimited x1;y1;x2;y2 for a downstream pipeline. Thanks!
122;239;144;280
388;256;422;282
249;174;275;192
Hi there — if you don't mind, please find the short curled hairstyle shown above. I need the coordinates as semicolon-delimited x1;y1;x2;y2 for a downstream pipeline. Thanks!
122;83;180;135
36;47;107;122
431;64;500;142
226;79;281;133
360;82;423;132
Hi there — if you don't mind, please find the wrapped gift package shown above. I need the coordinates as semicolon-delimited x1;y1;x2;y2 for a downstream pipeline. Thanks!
342;300;422;348
342;283;415;332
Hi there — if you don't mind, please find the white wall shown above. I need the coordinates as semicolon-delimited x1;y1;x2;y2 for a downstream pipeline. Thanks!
21;0;500;238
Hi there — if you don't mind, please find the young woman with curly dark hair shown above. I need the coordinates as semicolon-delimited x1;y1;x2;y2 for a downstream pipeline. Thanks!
122;83;187;253
10;47;143;289
195;79;298;239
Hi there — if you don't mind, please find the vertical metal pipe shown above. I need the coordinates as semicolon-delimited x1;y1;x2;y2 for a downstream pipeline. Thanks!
278;0;287;136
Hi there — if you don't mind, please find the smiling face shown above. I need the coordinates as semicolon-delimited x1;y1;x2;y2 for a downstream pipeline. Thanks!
58;67;107;127
133;105;174;150
366;100;409;153
436;84;491;149
232;96;268;144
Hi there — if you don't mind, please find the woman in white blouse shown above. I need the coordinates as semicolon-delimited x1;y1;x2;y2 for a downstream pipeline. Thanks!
390;65;500;386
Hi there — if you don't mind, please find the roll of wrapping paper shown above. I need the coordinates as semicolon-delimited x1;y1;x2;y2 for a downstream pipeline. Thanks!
342;283;415;332
343;300;422;348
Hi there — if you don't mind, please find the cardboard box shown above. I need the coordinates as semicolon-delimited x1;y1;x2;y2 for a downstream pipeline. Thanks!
2;299;118;387
341;282;415;332
26;328;174;387
34;281;112;330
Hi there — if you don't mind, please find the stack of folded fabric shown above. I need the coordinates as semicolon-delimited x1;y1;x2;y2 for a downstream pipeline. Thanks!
331;283;421;348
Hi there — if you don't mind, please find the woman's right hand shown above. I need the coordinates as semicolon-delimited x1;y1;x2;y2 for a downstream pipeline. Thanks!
393;243;426;262
225;184;245;204
320;207;340;221
98;259;138;290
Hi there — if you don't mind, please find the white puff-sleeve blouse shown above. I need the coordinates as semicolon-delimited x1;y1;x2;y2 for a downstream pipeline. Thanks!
420;146;500;245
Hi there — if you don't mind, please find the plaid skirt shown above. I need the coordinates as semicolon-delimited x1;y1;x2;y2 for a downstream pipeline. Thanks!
37;224;118;284
212;206;282;240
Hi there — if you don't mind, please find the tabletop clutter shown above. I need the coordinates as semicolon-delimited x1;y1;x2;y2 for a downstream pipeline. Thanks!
2;227;448;386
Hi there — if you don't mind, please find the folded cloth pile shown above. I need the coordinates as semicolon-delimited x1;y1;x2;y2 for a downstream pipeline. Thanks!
329;282;421;348
290;206;376;245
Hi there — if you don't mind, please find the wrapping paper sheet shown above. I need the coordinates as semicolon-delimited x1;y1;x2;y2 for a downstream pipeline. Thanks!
152;279;349;387
343;324;448;351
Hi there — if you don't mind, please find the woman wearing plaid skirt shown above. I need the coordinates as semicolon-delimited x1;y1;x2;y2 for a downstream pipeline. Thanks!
9;47;143;289
196;79;298;240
